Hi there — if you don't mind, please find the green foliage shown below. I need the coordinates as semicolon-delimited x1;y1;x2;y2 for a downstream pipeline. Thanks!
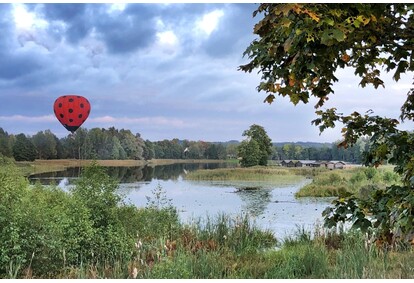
240;4;413;108
238;124;272;167
242;124;272;166
12;134;37;161
237;139;261;167
0;128;13;157
32;130;58;159
240;3;414;243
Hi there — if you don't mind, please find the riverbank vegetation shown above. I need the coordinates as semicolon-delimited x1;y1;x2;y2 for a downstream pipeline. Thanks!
295;166;401;198
184;167;308;184
1;157;413;278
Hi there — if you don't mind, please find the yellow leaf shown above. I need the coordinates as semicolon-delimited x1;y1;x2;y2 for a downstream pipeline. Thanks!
357;15;370;25
305;9;320;22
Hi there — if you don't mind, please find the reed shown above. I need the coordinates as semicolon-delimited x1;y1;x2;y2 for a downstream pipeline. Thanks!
184;167;307;185
295;166;401;198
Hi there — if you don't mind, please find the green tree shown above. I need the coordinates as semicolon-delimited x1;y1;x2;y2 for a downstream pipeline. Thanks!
119;129;145;160
143;139;155;160
110;136;126;160
32;130;58;159
238;139;261;167
12;134;37;161
240;4;414;241
0;128;12;157
242;124;273;165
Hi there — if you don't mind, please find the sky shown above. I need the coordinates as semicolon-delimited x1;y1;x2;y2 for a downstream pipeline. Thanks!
0;3;412;143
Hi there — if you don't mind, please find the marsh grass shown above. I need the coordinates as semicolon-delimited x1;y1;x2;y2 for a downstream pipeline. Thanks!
295;166;401;197
184;167;311;186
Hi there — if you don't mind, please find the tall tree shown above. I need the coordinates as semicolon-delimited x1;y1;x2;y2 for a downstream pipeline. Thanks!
238;139;261;167
240;4;414;241
0;128;12;157
143;140;155;160
13;134;37;161
243;124;272;166
32;130;57;159
240;124;272;166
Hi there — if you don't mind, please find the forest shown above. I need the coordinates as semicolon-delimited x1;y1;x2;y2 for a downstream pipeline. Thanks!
0;126;368;163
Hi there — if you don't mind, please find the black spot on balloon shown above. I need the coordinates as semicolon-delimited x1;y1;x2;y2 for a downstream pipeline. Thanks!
63;95;66;98
69;98;74;102
58;103;62;108
87;110;90;114
69;119;73;123
69;108;73;113
78;114;83;119
80;103;84;108
77;96;81;98
60;114;64;118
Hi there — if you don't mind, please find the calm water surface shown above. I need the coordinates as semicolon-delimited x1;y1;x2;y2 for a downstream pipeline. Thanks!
29;162;334;240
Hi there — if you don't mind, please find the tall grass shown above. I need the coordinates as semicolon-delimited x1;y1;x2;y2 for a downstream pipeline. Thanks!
184;167;310;186
295;166;401;197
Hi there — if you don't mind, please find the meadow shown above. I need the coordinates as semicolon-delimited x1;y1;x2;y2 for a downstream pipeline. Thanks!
1;155;413;278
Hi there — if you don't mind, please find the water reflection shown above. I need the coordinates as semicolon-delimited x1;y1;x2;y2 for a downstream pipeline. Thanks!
29;162;237;185
235;187;272;217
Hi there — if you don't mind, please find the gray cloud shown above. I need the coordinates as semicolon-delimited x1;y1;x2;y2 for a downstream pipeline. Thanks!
40;4;92;44
94;4;158;54
0;4;13;49
202;3;259;57
2;3;403;143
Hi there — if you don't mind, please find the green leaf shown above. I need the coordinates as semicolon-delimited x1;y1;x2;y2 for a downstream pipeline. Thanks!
321;28;345;45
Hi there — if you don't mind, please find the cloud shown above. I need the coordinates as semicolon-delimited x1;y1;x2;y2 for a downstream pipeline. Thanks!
0;114;55;123
201;3;259;57
2;3;409;143
90;115;193;128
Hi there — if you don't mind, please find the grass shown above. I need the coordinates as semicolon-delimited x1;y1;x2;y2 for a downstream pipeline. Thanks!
295;165;401;198
51;226;414;279
184;167;313;186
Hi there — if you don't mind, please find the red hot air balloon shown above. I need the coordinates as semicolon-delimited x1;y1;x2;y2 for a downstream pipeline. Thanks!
53;95;91;133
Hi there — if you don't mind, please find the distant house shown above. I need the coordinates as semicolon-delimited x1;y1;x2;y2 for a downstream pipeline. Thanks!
287;160;297;167
326;161;347;170
280;160;348;169
280;160;290;167
326;161;336;170
318;161;329;168
334;161;346;169
296;160;317;167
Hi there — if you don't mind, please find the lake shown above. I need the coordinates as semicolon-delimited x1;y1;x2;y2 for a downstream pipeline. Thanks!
29;162;334;240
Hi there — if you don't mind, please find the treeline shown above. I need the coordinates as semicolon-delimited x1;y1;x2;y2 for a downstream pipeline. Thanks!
0;126;367;163
0;127;239;162
271;139;369;164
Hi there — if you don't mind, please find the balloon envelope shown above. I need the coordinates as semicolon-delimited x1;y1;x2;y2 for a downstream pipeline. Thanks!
53;95;91;133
